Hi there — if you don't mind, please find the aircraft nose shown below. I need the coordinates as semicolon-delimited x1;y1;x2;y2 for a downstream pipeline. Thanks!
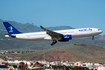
100;30;103;33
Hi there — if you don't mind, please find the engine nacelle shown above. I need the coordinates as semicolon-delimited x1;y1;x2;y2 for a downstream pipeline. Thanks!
59;35;72;42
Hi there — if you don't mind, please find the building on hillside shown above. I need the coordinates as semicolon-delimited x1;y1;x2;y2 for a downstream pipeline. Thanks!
97;65;105;70
62;62;74;66
73;61;82;66
0;64;10;70
0;58;4;64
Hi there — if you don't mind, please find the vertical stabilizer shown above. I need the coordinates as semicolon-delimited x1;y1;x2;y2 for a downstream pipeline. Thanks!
3;22;22;34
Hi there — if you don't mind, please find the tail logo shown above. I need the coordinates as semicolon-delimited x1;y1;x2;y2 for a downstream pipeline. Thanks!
8;26;13;32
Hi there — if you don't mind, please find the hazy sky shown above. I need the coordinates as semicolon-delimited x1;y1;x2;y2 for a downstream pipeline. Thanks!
0;0;105;34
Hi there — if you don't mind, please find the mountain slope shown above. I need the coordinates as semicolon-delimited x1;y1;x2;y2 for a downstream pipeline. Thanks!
0;38;105;50
5;43;105;63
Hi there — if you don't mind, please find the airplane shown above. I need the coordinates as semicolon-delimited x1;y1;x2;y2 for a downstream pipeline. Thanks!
3;22;102;46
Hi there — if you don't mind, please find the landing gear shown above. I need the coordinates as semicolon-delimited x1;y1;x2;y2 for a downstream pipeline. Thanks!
46;31;58;46
51;40;57;46
92;36;94;40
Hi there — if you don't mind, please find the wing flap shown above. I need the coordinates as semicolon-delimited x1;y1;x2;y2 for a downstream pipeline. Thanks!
40;26;63;40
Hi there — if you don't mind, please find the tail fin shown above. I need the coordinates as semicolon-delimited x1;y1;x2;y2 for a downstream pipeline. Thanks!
3;22;22;34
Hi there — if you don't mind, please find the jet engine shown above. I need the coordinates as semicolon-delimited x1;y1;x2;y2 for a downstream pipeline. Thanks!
59;35;72;42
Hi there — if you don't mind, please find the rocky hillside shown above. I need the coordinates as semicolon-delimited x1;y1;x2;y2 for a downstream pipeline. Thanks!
4;43;105;63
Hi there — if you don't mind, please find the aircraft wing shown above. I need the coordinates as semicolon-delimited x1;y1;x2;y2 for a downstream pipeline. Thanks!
40;26;63;40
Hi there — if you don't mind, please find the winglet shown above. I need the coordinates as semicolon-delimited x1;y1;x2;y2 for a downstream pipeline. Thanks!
40;25;44;29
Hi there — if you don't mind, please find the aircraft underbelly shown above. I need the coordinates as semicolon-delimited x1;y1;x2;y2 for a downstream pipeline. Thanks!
15;34;52;41
15;37;51;41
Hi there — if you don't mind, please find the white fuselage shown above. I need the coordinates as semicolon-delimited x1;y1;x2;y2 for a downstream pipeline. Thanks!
5;28;102;41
